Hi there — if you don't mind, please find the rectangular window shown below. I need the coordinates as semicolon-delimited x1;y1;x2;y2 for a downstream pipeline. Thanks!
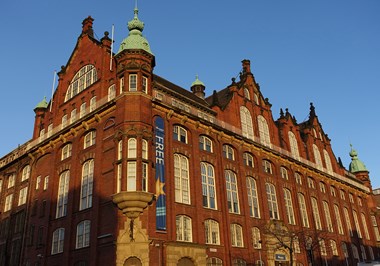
119;77;125;93
18;187;28;206
47;123;53;137
117;163;122;193
129;74;137;91
39;128;45;141
127;162;136;191
142;76;148;93
4;194;13;212
8;174;15;188
44;176;49;190
142;162;148;192
0;179;2;193
36;176;41;190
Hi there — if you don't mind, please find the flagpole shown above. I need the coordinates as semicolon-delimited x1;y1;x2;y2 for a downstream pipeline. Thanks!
50;70;56;112
110;24;114;71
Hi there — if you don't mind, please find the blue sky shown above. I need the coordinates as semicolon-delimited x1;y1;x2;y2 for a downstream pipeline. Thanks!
0;1;379;187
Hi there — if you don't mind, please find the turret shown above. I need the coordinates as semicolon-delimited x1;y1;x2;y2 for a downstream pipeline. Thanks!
190;75;206;99
33;97;48;139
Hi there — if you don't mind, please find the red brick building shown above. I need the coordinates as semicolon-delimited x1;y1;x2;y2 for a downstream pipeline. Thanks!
0;7;379;266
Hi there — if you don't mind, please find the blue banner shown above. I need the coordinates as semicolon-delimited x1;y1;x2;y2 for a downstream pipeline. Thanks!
154;116;166;231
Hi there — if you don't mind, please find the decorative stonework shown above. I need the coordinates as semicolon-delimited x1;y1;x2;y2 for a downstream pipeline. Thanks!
166;243;207;265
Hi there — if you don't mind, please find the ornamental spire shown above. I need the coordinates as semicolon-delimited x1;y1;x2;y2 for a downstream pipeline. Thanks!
118;1;153;54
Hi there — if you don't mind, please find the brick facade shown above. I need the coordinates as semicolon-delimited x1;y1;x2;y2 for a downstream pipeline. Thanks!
0;9;379;266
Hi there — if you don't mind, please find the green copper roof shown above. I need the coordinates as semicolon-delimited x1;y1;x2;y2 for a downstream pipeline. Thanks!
35;96;48;109
349;145;368;173
118;7;153;55
191;75;205;87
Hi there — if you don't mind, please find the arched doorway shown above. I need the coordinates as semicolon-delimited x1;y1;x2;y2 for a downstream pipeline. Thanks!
124;256;142;266
178;257;195;266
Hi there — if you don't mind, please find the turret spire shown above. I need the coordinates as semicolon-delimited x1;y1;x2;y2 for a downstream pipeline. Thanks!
118;2;153;54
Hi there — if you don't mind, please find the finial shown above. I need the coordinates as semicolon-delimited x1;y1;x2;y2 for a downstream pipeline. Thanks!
280;108;284;117
309;102;316;117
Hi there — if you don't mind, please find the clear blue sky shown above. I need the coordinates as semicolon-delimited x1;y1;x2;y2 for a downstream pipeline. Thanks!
0;1;379;187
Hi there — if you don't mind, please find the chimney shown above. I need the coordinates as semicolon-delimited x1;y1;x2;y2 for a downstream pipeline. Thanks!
242;59;251;74
82;16;94;38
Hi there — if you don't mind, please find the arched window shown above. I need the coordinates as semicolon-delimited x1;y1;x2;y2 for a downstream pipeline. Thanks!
353;210;362;238
84;130;96;148
128;138;137;158
361;213;370;240
344;207;353;236
62;143;72;160
252;227;261;249
284;188;295;225
371;215;380;241
51;228;65;254
142;139;148;159
341;242;349;258
108;84;116;101
288;131;300;158
330;240;338;256
206;257;223;266
323;149;333;172
351;244;359;259
199;135;213;152
225;170;239;214
319;182;326;193
295;172;302;185
262;160;272;174
80;102;86;118
312;144;322;168
322;201;333;232
311;197;322;230
176;215;192;242
56;171;70;218
280;167;289;180
334;204;344;235
319;238;327;256
174;154;190;204
76;220;90;249
265;183;279;220
230;224;244;247
244;87;250;100
223;144;235;160
174;125;188;143
243;152;254;167
247;177;260;218
240;106;254;140
258;115;271;146
89;96;97;112
298;193;309;227
201;162;216;209
70;108;77;124
80;160;94;210
65;65;97;102
124;257;142;266
205;219;220;245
